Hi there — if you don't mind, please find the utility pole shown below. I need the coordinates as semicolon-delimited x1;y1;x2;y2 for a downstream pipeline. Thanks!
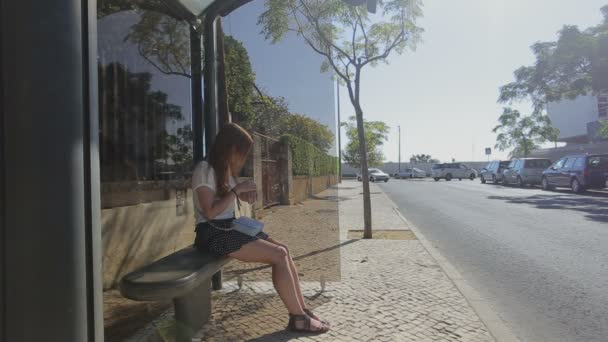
337;80;342;182
398;125;401;172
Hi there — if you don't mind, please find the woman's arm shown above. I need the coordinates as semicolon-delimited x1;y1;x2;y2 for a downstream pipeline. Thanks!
196;181;256;220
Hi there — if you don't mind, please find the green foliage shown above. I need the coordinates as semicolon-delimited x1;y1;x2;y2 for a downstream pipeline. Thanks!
411;154;439;163
258;0;423;85
224;36;257;116
241;95;335;152
161;125;193;173
493;108;559;158
282;113;335;151
126;10;192;78
281;135;338;176
341;116;389;168
499;5;608;112
600;121;608;139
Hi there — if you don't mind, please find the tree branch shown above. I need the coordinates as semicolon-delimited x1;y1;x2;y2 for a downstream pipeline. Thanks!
355;9;370;58
360;29;405;68
288;4;352;85
351;9;358;60
137;45;191;78
297;1;354;65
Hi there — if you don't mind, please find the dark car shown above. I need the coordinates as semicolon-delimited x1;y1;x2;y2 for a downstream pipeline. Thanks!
479;160;511;184
541;154;608;193
502;158;552;187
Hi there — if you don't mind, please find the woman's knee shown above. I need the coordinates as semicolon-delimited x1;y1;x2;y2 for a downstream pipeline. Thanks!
270;246;289;265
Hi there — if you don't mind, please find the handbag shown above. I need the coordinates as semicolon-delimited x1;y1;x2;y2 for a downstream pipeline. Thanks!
207;193;264;237
232;215;264;237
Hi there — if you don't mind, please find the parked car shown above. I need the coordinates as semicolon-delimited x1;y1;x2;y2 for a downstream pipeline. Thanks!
431;163;477;181
357;168;390;182
541;154;608;193
480;160;511;184
502;158;552;187
397;168;426;179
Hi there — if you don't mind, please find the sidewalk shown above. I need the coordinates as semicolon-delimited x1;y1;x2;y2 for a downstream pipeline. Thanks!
130;181;497;342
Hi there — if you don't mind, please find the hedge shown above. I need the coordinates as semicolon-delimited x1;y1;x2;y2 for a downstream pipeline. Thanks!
280;134;338;176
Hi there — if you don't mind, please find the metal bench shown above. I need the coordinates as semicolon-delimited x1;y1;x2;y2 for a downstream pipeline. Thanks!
120;247;230;341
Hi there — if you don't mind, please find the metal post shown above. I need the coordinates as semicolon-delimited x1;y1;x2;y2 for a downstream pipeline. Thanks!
203;15;219;153
191;25;205;162
216;18;231;125
337;80;342;182
1;0;102;340
398;125;401;172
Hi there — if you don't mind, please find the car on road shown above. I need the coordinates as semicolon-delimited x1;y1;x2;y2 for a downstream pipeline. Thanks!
357;168;390;182
431;163;477;181
480;160;511;184
502;158;552;187
541;154;608;193
397;168;426;179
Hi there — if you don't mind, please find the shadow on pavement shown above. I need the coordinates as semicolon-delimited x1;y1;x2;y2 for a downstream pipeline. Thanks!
310;194;352;201
246;329;328;341
487;193;608;223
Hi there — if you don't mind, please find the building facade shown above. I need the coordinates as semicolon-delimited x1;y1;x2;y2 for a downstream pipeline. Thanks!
547;93;608;143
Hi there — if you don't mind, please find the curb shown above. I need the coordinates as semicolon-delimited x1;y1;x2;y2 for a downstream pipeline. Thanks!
375;186;520;342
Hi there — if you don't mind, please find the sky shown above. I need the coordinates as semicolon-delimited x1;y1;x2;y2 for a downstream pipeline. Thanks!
225;0;605;163
337;0;606;162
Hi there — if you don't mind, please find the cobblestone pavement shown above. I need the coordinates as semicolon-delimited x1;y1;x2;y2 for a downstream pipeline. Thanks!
133;181;495;342
223;190;341;283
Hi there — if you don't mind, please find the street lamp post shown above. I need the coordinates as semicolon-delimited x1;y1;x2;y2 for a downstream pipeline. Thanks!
337;80;342;183
398;125;401;173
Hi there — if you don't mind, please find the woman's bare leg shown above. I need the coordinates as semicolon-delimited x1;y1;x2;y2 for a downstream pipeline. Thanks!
228;239;305;315
267;240;307;310
267;239;330;325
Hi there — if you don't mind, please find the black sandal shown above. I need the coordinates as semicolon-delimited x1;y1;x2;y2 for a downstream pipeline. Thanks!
287;314;330;333
304;308;330;326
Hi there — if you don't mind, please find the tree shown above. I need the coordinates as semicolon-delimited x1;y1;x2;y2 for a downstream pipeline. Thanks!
493;108;559;158
224;35;258;117
161;125;194;175
499;5;608;113
601;121;608;139
410;154;438;163
342;116;389;168
283;113;335;151
259;0;423;238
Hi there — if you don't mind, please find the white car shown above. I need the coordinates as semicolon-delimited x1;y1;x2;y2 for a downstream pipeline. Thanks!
357;168;390;182
397;168;426;179
431;163;477;181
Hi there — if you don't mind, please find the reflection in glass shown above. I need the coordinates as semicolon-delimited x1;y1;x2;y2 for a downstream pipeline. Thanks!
97;2;198;340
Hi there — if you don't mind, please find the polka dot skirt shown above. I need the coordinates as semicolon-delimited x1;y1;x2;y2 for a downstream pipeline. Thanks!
194;218;269;256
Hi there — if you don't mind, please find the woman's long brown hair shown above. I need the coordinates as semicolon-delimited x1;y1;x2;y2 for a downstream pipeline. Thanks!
208;123;254;195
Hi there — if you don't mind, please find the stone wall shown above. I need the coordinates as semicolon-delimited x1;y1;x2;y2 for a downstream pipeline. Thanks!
101;189;195;290
290;175;338;204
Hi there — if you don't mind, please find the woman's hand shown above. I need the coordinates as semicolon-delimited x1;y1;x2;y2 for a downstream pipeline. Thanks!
233;180;256;195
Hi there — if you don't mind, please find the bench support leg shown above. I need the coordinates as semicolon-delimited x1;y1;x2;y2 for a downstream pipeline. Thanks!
173;281;212;342
212;270;223;290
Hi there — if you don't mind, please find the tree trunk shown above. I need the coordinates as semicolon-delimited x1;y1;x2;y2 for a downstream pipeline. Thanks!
354;103;373;239
350;66;372;239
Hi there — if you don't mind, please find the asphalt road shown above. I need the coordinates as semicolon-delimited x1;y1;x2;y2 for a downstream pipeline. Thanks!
378;178;608;342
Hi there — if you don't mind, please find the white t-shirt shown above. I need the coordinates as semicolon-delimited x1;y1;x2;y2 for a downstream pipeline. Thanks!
192;161;237;224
